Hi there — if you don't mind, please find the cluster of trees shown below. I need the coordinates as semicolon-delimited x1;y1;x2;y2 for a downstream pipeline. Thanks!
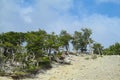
104;42;120;55
0;28;93;77
92;42;120;55
0;28;119;78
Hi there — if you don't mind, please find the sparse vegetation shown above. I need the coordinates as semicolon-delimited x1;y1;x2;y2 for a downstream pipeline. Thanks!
85;57;90;60
0;28;120;79
91;54;97;59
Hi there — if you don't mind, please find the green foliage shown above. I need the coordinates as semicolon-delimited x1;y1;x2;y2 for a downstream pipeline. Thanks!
80;28;92;52
104;42;120;55
25;30;47;57
93;43;104;55
59;30;72;51
0;32;25;46
72;31;82;51
72;28;92;53
25;65;37;72
0;28;119;79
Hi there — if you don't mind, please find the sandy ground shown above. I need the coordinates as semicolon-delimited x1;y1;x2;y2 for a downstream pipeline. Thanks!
0;55;120;80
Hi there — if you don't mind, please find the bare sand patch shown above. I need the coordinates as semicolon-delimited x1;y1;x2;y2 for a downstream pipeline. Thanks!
0;55;120;80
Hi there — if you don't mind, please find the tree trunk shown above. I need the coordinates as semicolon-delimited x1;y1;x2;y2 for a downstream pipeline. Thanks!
48;48;51;56
48;48;52;63
73;48;78;55
88;39;93;54
97;48;101;55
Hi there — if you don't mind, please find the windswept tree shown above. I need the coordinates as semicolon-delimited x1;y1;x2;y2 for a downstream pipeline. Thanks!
0;32;25;61
80;28;92;52
24;29;53;69
0;32;27;74
72;31;82;53
25;29;47;58
72;28;92;53
44;32;61;55
93;42;104;55
59;30;72;52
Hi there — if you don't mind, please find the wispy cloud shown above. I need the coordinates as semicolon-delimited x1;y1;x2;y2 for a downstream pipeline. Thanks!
20;7;33;23
0;0;120;47
79;14;120;47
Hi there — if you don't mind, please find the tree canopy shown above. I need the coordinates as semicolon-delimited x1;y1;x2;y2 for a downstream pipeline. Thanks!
103;42;120;55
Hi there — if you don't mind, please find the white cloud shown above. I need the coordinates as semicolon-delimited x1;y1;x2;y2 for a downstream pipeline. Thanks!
79;14;120;47
0;0;120;47
20;7;33;15
0;0;22;32
20;7;33;23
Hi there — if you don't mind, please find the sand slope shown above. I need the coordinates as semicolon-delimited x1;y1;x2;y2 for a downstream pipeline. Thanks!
0;55;120;80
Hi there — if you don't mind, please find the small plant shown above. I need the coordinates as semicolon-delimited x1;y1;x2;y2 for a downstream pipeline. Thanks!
91;54;97;59
85;57;89;60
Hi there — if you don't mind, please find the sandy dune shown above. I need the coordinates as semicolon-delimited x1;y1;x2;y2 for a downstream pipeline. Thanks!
0;55;120;80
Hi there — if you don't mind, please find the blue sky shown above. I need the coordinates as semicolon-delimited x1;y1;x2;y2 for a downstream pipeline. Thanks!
0;0;120;48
